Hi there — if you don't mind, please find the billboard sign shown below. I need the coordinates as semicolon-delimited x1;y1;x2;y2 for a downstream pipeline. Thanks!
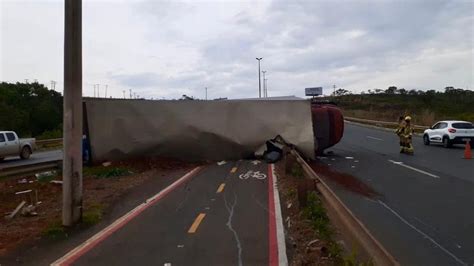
305;87;323;96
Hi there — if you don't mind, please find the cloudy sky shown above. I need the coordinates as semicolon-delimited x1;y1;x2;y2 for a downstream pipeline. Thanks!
1;0;473;99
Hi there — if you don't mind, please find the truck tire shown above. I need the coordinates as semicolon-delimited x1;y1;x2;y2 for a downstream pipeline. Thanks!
20;146;31;159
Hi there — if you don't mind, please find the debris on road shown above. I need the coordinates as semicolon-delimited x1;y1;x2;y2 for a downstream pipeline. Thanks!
307;239;320;247
20;204;37;217
309;162;379;198
5;201;26;220
217;160;227;166
17;179;28;184
35;171;56;180
15;189;32;195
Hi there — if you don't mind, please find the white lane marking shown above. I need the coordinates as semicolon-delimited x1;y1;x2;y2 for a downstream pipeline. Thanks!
367;136;383;141
345;156;354;159
378;200;466;265
388;160;439;178
271;164;289;265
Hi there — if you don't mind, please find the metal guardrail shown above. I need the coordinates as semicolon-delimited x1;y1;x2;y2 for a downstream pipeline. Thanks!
345;116;428;130
291;149;399;266
36;138;63;145
0;160;62;177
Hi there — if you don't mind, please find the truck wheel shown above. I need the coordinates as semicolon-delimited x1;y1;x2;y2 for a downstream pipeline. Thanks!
20;146;31;159
443;137;452;148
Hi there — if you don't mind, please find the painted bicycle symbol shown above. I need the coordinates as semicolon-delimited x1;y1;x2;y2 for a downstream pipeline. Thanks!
239;170;267;180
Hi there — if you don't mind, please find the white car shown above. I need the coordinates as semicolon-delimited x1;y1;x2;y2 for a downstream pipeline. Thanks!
423;120;474;148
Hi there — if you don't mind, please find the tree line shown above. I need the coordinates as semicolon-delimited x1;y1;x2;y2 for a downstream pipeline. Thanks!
0;82;62;138
328;86;474;124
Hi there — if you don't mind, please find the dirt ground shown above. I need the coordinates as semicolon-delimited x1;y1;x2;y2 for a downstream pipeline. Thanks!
0;157;198;257
275;160;335;266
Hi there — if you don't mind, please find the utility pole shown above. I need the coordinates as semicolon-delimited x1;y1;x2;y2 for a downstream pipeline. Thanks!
129;89;132;99
93;84;96;97
105;84;108;98
25;79;29;83
256;58;262;98
205;87;208;100
262;71;266;98
96;84;100;98
63;0;82;226
123;90;125;99
333;84;336;96
51;80;57;91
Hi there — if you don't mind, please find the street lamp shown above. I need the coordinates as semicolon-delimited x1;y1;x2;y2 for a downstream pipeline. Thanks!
262;70;266;98
256;57;262;98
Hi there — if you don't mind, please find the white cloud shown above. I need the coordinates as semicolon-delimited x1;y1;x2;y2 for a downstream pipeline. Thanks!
1;0;472;99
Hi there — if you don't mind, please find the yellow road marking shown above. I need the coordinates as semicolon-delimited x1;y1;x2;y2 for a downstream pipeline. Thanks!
188;213;206;233
216;183;225;193
230;167;238;173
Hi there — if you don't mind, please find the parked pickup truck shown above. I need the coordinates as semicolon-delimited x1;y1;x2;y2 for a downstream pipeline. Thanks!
0;131;36;160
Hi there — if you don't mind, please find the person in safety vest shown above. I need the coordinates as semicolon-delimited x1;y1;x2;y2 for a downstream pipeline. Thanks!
402;116;414;154
395;116;406;153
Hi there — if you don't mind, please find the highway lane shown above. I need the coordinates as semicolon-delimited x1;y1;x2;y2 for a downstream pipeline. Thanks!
318;122;474;265
0;150;62;170
52;160;286;265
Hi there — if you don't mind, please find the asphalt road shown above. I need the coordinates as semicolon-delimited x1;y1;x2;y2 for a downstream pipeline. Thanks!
52;160;285;266
318;122;474;266
0;149;62;170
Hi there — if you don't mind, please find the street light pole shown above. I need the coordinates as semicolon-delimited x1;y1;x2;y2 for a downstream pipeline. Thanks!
263;78;268;98
256;58;262;98
205;87;208;100
262;70;266;98
63;0;82;226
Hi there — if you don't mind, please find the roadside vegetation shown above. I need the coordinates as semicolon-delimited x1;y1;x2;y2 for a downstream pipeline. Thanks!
0;82;62;138
278;156;373;265
325;87;474;126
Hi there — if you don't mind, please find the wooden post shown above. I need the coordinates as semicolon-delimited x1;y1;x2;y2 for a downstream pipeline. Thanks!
63;0;83;226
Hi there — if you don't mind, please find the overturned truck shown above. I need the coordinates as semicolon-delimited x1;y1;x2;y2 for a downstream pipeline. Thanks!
83;98;343;163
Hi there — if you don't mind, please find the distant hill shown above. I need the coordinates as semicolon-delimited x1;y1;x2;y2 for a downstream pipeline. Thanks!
325;87;474;126
0;82;62;138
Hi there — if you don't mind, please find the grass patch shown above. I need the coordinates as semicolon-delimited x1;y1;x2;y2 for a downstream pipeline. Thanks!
291;164;304;178
82;204;104;226
43;221;67;240
83;166;132;179
304;191;374;265
304;191;333;241
304;191;343;261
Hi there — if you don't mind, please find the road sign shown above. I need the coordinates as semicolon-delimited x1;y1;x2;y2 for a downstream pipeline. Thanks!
305;87;323;96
